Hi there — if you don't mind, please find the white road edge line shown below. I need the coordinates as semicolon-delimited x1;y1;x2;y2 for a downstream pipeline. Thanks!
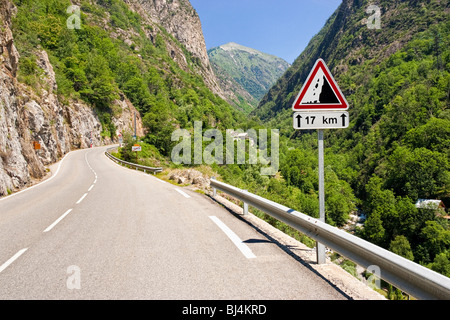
0;248;28;274
43;209;73;233
76;193;88;204
0;152;70;202
175;188;191;198
209;216;256;259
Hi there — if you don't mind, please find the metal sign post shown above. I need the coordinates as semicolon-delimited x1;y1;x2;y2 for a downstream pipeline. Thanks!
291;58;349;265
132;144;141;163
317;130;326;264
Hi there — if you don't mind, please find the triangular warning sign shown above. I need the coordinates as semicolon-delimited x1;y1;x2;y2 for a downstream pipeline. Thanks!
292;58;348;111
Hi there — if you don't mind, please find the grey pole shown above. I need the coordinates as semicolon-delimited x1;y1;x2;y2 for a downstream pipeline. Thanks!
212;177;217;197
243;190;248;215
134;111;137;140
317;129;326;264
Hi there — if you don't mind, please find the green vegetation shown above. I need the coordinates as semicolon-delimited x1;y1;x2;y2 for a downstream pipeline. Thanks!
255;0;450;280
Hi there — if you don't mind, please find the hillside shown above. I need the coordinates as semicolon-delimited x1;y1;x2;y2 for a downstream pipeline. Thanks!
251;0;449;280
208;42;290;112
0;0;245;196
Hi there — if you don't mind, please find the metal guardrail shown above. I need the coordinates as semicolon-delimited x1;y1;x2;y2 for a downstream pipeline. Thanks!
105;147;163;174
210;178;450;300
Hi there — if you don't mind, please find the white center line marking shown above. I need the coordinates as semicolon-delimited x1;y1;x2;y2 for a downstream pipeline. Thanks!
44;209;73;232
76;193;88;204
88;185;94;192
175;188;191;198
209;216;256;259
0;248;28;274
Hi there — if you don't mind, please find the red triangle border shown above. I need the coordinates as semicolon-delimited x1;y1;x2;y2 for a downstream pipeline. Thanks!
292;59;349;111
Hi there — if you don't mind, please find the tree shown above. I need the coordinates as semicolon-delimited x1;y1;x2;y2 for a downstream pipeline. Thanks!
389;235;414;261
365;176;397;219
119;132;137;163
142;101;176;156
84;53;118;109
429;252;450;277
362;211;386;247
403;118;450;153
385;146;450;199
420;221;450;261
324;168;355;227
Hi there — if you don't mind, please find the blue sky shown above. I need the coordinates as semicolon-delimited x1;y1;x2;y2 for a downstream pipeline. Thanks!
190;0;342;64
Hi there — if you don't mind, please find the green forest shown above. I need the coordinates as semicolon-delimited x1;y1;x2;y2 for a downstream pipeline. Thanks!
252;0;450;283
11;0;450;297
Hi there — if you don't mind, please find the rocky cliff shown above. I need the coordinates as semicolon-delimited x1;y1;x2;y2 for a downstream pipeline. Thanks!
124;0;226;100
0;0;142;197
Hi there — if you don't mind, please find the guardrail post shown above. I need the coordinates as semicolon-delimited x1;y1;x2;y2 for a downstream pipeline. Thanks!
243;190;248;215
212;177;217;197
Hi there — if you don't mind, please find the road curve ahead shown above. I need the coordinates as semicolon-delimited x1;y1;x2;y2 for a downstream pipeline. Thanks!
0;146;348;300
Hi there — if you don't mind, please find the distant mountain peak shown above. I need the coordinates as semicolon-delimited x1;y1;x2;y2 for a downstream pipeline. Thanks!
219;42;260;55
208;43;290;111
219;42;283;60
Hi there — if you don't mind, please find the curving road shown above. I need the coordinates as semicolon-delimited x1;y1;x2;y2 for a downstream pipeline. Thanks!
0;146;348;299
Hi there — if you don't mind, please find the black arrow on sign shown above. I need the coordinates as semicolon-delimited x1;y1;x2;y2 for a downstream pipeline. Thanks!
295;114;302;128
340;113;347;127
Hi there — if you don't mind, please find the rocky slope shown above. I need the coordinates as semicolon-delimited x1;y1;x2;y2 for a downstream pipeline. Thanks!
0;0;142;197
124;0;226;100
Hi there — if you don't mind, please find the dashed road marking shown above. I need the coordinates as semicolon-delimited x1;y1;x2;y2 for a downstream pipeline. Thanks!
76;193;88;204
0;248;28;274
43;209;73;233
175;188;191;199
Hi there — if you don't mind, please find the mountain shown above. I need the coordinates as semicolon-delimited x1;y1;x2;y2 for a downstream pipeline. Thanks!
208;42;290;112
123;0;226;100
0;0;244;196
255;0;449;129
252;0;449;273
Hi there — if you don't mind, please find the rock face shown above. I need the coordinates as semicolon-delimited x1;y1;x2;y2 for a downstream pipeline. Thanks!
124;0;225;100
0;0;141;196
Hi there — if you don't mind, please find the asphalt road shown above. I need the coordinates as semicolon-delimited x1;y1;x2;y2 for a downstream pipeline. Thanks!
0;146;348;299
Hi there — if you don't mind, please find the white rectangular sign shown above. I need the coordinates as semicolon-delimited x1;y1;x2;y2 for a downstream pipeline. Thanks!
293;111;349;130
132;146;142;152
